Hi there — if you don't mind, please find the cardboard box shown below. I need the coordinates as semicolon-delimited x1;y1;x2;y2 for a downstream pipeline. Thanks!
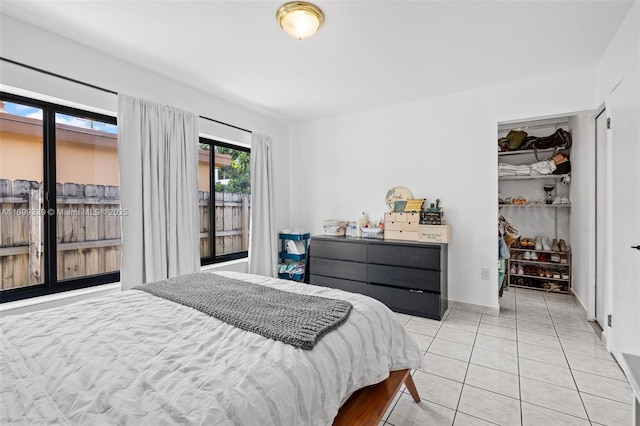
417;224;451;243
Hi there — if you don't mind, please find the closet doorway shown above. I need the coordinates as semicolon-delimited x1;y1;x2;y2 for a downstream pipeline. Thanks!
594;108;608;330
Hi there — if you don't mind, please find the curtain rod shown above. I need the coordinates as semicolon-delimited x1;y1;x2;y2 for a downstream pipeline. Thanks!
0;57;252;134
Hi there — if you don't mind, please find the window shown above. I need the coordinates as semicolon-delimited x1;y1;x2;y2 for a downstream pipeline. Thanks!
0;93;120;302
199;137;250;265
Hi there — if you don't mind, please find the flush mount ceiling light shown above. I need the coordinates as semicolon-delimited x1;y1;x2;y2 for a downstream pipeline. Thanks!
276;1;324;40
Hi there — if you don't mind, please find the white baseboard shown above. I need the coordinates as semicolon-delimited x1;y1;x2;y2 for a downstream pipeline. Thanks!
449;300;500;316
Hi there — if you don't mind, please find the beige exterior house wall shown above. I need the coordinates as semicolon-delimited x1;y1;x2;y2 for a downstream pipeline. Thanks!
0;113;225;192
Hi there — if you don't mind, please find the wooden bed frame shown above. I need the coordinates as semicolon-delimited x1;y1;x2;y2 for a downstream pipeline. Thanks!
333;369;420;426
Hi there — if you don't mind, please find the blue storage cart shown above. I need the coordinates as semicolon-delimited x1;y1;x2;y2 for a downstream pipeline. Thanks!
278;233;310;282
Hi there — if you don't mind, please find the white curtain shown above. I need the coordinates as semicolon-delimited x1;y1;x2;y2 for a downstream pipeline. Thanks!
117;94;200;289
249;133;277;277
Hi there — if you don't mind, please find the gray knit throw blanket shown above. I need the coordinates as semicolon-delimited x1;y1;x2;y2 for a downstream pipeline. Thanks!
133;272;352;350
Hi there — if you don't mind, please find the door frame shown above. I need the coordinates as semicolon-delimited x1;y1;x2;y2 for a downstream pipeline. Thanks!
593;106;609;331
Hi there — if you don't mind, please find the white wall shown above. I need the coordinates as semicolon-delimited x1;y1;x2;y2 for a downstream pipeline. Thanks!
596;1;640;103
290;67;597;309
0;14;290;313
568;111;596;313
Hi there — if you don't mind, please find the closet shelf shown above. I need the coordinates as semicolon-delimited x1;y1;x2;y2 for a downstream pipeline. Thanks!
510;273;570;282
499;174;570;181
510;259;570;266
498;146;570;157
510;283;570;294
510;247;571;254
499;203;571;209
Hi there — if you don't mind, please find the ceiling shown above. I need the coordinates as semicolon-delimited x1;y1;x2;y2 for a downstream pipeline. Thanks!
1;1;634;124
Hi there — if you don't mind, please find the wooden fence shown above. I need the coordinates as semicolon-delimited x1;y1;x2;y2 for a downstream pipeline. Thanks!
1;179;250;290
0;180;121;290
199;191;250;258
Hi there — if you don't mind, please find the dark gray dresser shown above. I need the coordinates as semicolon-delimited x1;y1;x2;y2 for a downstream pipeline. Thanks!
308;235;448;320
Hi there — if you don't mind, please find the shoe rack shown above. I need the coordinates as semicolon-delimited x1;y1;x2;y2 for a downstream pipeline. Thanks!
498;117;572;294
506;245;572;294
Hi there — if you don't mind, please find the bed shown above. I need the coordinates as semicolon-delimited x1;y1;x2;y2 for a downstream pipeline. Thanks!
0;271;422;425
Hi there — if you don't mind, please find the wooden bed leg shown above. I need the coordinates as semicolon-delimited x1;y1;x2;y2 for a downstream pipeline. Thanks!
404;372;420;403
333;369;418;425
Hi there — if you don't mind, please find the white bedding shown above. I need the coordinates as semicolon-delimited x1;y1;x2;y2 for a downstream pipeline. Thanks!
0;271;422;425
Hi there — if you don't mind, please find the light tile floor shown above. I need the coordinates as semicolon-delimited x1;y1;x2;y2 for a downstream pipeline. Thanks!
383;287;635;426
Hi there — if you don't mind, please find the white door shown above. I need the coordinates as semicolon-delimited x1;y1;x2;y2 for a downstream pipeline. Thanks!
609;63;640;358
595;109;607;329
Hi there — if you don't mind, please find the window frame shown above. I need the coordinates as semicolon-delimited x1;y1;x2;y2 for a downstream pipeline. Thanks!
0;92;120;303
199;137;250;266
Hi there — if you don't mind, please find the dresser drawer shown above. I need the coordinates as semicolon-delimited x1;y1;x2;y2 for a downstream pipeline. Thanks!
310;274;368;295
368;264;441;293
368;243;441;270
385;221;419;232
310;257;367;282
311;239;367;262
366;284;443;320
384;212;420;223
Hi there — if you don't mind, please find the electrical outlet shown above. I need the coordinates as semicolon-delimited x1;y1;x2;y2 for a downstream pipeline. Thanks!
481;268;490;280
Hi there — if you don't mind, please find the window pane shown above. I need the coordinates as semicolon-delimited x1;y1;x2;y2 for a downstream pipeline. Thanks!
0;101;44;290
55;112;120;280
198;144;211;257
214;146;250;257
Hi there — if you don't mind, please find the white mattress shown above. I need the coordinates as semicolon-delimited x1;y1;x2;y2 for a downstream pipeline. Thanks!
0;271;422;425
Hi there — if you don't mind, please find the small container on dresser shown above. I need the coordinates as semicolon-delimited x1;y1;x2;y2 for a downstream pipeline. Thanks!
417;224;451;243
384;212;420;241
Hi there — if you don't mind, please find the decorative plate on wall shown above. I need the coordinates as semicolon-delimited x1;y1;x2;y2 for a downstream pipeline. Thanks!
385;186;413;211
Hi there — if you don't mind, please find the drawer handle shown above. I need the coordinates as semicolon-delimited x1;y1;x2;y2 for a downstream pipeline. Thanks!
410;289;424;294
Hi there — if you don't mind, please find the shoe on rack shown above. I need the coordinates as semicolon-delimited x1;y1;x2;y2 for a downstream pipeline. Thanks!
531;251;539;261
517;264;524;275
514;197;528;205
542;237;552;252
561;272;570;280
524;251;532;260
535;237;543;251
551;253;561;263
560;255;568;264
559;239;570;252
510;263;517;274
551;239;560;252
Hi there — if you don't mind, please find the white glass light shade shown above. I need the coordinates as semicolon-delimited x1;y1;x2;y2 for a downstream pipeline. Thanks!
277;2;324;40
